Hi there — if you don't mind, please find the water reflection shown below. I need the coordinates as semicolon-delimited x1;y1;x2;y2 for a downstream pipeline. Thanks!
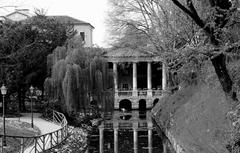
119;115;132;120
87;110;163;153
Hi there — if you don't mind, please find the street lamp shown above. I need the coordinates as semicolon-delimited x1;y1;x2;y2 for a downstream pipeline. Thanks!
30;86;34;128
1;84;7;146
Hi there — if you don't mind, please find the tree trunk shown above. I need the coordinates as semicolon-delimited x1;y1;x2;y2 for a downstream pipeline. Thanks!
22;89;26;112
18;89;22;112
18;88;27;112
41;85;44;100
211;53;238;101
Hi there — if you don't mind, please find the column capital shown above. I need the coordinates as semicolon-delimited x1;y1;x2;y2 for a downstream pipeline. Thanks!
147;121;153;129
133;122;138;130
113;122;119;129
99;123;104;129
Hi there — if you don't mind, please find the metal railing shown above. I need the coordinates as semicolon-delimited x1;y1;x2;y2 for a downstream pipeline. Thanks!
117;89;162;97
152;90;162;96
138;90;147;96
117;90;133;96
0;110;68;153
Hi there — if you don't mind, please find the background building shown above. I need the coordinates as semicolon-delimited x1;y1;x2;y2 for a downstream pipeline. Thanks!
4;9;32;21
0;9;94;47
51;16;94;47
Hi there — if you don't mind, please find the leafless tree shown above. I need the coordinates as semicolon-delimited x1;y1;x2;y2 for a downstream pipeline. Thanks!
107;0;198;55
171;0;240;101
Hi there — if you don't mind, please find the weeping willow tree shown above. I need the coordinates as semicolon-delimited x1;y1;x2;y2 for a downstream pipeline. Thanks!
44;36;113;114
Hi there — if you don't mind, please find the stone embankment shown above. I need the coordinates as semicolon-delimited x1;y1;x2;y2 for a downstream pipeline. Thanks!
152;69;234;153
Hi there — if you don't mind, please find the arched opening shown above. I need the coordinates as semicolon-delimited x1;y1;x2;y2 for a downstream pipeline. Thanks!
139;99;147;119
139;99;146;111
90;99;97;106
119;99;132;112
153;98;159;107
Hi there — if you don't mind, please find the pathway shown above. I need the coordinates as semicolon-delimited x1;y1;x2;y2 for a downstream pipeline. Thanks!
17;113;61;135
7;113;62;153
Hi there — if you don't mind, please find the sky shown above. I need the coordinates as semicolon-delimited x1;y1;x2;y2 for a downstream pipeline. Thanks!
0;0;110;47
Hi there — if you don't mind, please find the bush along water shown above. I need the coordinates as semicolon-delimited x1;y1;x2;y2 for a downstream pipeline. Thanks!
43;103;102;153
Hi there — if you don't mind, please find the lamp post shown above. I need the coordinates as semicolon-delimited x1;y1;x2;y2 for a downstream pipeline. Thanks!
1;84;7;146
30;86;34;128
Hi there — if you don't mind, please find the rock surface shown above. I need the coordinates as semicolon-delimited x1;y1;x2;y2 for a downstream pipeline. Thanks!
152;71;233;153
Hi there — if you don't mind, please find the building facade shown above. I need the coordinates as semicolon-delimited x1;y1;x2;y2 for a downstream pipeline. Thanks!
1;10;94;47
104;48;167;110
4;9;32;21
51;16;94;47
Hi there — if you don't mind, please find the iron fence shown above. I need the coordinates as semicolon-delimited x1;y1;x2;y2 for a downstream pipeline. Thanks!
0;110;68;153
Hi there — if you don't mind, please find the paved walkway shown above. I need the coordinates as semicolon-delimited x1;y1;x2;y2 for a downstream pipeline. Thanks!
6;113;62;153
18;113;61;134
7;113;61;135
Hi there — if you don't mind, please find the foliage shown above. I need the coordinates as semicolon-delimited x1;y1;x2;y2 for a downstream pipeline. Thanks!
40;100;63;120
45;126;88;153
169;0;240;151
228;58;240;92
45;37;113;114
169;0;240;100
227;104;240;152
0;13;74;111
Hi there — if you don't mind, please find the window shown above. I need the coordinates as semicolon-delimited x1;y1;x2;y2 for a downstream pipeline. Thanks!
108;63;113;69
122;84;129;90
80;32;85;41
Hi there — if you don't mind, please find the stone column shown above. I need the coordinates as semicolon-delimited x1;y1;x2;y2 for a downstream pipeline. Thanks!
163;141;167;153
133;128;138;153
113;62;118;90
114;128;118;153
133;122;138;153
162;62;167;91
148;122;153;153
85;148;89;153
113;62;118;97
99;126;104;153
147;62;152;96
133;62;138;96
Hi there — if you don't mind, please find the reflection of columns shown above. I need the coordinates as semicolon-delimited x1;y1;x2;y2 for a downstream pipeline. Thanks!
99;126;104;153
162;62;167;91
85;147;89;153
113;62;118;91
148;122;153;153
133;128;138;153
114;128;118;153
147;62;152;96
133;62;138;96
133;122;138;153
163;141;167;153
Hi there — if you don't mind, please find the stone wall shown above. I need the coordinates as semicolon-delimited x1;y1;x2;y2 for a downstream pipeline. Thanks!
152;77;233;153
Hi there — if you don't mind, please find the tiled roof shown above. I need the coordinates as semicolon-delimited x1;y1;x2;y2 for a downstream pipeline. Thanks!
49;15;94;28
104;47;154;58
5;11;30;18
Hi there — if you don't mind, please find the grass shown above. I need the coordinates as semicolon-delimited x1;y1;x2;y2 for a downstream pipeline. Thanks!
0;119;41;153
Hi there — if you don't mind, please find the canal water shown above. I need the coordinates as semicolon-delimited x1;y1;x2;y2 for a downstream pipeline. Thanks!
87;110;163;153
